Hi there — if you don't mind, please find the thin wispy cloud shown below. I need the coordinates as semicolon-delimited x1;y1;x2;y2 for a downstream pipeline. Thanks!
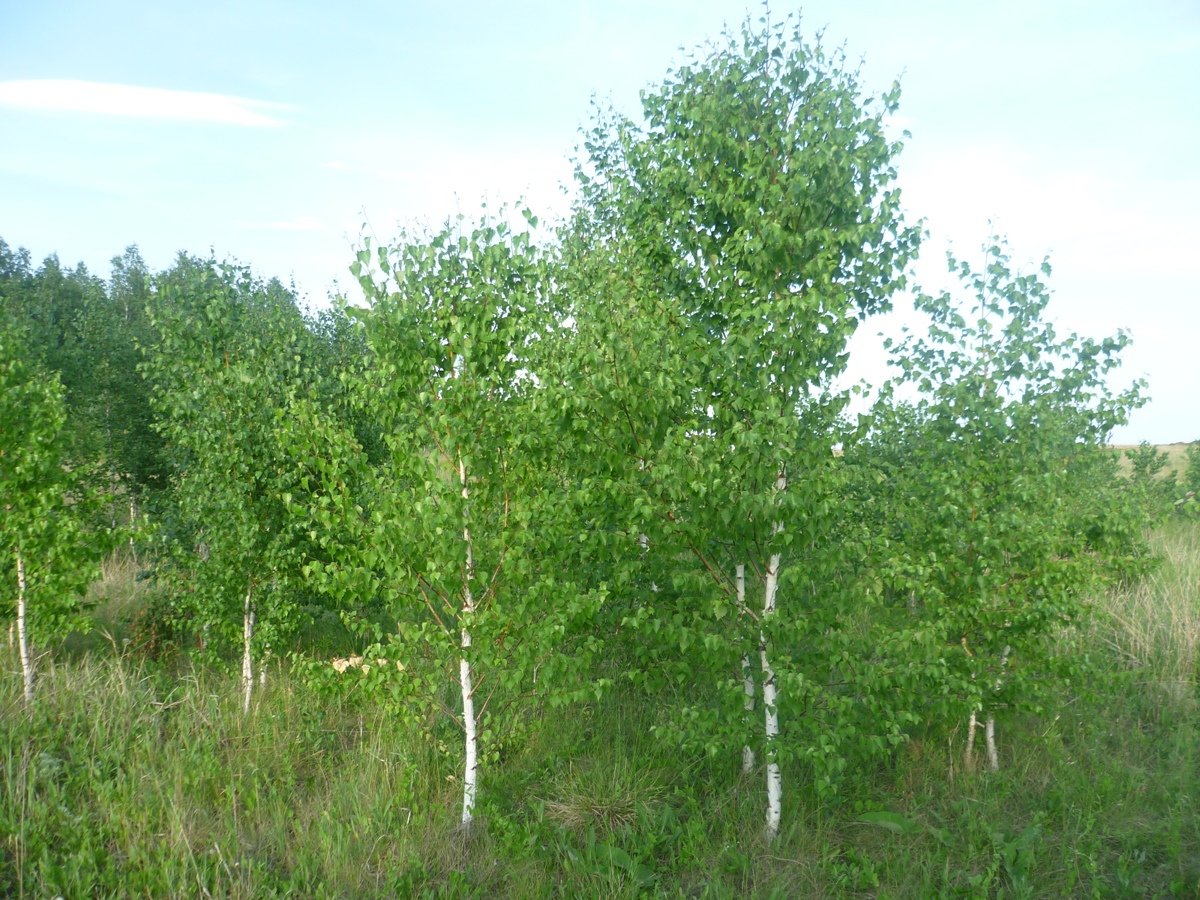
0;80;289;126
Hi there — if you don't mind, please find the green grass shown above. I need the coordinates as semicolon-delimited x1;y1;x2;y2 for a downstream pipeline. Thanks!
3;523;1199;897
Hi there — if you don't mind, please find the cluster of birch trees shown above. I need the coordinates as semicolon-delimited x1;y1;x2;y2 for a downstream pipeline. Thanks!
2;20;1156;839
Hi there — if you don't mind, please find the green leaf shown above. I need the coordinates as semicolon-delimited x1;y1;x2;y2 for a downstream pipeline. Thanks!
856;811;918;834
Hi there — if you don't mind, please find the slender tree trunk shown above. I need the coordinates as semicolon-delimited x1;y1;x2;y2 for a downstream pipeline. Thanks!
760;468;787;839
16;548;33;706
259;654;269;688
241;585;255;715
761;549;782;839
985;715;999;772
965;711;978;772
458;456;479;830
129;496;137;564
737;564;755;773
986;645;1011;773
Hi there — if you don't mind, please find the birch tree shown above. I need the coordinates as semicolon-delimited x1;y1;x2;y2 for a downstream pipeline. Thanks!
345;211;606;830
146;260;315;710
0;322;103;707
559;17;921;838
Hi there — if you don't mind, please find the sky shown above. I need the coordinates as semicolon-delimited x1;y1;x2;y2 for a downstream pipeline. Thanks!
0;0;1196;443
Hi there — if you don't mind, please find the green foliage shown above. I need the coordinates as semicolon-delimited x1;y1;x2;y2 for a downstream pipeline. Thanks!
0;239;167;504
1125;441;1181;523
0;321;107;669
1173;441;1200;518
860;240;1147;736
329;209;606;804
144;258;321;666
558;14;923;801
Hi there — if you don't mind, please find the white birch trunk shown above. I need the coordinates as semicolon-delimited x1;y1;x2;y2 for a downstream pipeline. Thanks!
965;711;977;772
760;467;788;839
986;645;1011;773
241;586;254;715
737;564;755;773
129;496;137;563
761;549;782;840
458;456;479;829
259;654;269;688
16;548;34;706
760;468;787;839
985;715;999;772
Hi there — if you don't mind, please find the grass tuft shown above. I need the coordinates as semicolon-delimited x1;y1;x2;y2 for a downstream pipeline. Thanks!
543;757;666;834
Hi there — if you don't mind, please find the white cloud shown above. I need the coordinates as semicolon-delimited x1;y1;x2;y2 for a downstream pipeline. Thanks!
0;80;289;126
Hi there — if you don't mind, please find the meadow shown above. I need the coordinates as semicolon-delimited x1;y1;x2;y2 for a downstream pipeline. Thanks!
2;515;1197;898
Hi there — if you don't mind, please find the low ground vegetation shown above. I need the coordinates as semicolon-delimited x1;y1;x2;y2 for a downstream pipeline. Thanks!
1;519;1198;897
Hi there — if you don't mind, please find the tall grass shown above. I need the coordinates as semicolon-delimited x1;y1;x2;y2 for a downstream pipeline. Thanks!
1101;518;1200;699
0;654;479;898
2;525;1199;897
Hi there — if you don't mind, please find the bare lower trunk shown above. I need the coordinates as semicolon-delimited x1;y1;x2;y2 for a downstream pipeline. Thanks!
965;711;978;773
738;564;755;774
985;715;999;772
986;646;1011;773
16;549;33;706
259;654;269;688
761;550;782;840
241;586;254;715
129;496;137;564
459;456;479;830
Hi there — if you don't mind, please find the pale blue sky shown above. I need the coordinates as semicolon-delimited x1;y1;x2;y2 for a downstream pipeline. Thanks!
1;1;1196;442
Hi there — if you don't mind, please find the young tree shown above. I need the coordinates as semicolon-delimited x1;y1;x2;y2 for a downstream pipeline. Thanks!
341;211;606;829
146;259;315;711
866;241;1145;771
0;322;104;706
558;16;921;837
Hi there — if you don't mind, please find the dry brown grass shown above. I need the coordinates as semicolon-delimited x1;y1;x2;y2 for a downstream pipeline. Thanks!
1100;518;1200;701
86;549;143;616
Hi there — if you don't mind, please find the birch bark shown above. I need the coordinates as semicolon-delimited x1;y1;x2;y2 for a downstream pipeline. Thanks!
16;548;33;706
985;716;998;773
241;585;255;715
737;563;755;773
458;455;479;829
761;469;786;839
965;711;978;773
985;645;1011;773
